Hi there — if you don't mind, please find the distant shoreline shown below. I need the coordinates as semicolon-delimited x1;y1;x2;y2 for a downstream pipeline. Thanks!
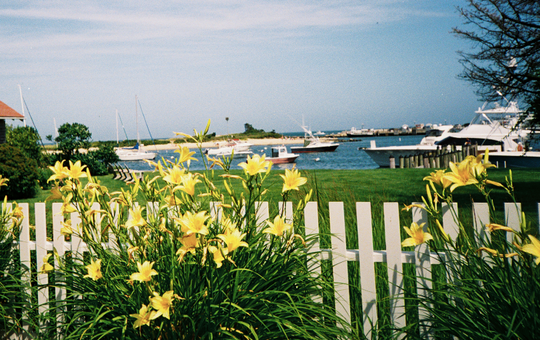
136;137;308;151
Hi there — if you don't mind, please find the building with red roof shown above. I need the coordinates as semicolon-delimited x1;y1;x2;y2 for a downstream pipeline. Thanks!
0;101;25;144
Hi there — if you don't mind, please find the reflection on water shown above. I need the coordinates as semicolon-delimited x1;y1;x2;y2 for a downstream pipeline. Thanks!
120;135;425;171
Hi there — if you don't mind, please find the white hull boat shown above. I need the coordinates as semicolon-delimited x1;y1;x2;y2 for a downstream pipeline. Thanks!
116;143;156;161
290;126;339;153
114;99;157;161
266;146;299;164
205;139;253;158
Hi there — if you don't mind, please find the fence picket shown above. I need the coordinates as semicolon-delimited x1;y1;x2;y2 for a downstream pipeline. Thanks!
304;201;322;304
329;202;351;323
412;205;431;339
473;202;490;245
52;202;66;330
383;202;406;336
356;202;377;336
504;203;521;244
35;203;49;317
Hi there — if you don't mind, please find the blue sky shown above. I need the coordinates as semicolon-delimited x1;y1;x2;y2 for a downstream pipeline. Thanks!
1;0;484;141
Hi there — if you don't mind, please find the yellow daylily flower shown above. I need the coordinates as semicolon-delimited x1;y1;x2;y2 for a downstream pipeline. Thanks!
175;146;196;164
175;211;210;236
477;247;518;258
125;206;146;229
279;168;307;192
238;154;271;176
65;160;88;180
443;159;479;192
423;169;452;189
46;185;64;202
163;165;185;185
486;223;514;233
130;304;154;329
469;150;496;178
48;160;69;182
60;194;76;215
0;175;9;187
208;245;226;268
521;235;540;265
217;228;248;253
60;219;73;236
263;216;292;237
40;253;54;273
401;222;433;247
84;259;103;281
177;173;201;196
130;261;158;282
150;290;175;320
11;203;24;220
176;233;199;261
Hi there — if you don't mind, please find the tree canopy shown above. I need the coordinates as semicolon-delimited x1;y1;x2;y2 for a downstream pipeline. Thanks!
6;126;46;166
55;122;92;158
454;0;540;103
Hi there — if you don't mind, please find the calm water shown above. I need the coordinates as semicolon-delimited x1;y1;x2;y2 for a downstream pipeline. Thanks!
121;135;425;171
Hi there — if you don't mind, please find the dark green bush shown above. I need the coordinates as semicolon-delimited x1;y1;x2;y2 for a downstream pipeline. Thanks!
0;144;40;199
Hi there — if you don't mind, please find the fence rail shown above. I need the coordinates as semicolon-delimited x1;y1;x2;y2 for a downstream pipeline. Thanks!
6;201;539;339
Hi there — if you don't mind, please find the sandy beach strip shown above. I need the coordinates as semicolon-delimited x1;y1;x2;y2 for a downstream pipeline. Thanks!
142;137;305;151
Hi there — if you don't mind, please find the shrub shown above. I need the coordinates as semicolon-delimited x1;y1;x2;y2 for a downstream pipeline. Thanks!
42;124;354;339
0;145;40;199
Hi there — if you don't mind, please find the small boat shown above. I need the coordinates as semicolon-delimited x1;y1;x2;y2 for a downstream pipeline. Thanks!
266;146;299;164
116;142;156;161
347;127;374;137
115;102;156;161
205;139;253;158
314;130;326;136
290;126;339;153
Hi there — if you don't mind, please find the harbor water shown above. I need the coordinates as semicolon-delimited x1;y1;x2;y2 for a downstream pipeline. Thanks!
121;134;425;171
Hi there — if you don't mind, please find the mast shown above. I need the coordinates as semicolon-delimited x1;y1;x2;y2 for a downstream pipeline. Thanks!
18;84;26;127
136;95;140;144
116;109;119;145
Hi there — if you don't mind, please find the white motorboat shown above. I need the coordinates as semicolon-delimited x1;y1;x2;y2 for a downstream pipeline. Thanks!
266;145;299;164
362;124;455;167
290;126;339;153
435;101;529;149
205;139;253;158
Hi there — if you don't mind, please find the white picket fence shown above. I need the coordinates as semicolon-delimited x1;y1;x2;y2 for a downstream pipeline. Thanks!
7;201;538;339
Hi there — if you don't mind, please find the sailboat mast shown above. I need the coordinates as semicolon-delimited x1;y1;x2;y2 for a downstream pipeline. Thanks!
116;109;119;145
18;84;26;127
136;95;140;143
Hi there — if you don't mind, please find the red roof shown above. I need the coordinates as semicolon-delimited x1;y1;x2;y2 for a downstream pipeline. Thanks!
0;101;24;119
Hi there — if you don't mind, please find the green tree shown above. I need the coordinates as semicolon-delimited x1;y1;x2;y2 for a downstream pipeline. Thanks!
0;144;39;199
454;0;540;102
55;122;92;159
6;126;46;166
